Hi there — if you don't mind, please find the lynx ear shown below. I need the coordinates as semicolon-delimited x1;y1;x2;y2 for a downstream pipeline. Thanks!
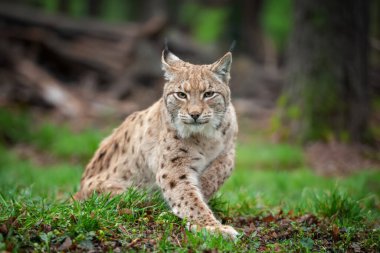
161;49;182;80
211;52;232;84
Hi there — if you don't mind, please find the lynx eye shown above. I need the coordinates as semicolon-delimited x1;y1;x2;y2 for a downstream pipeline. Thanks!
203;91;215;98
176;92;187;99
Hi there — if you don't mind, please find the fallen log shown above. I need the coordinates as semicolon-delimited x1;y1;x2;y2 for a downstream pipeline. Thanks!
0;2;165;41
0;2;169;117
0;2;167;81
14;59;84;118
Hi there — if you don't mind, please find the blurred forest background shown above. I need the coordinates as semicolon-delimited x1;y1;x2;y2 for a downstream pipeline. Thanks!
1;0;380;251
0;0;379;174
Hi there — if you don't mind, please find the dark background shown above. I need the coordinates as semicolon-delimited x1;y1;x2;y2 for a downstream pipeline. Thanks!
0;0;379;173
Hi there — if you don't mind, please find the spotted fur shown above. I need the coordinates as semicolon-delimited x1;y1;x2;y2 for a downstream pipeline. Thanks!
74;50;239;239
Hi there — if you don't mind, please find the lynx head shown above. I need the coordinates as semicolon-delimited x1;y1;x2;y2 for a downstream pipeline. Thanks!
162;50;232;138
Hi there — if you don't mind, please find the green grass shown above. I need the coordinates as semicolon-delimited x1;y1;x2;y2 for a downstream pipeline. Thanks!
0;109;104;162
0;145;82;198
0;109;379;252
236;141;304;170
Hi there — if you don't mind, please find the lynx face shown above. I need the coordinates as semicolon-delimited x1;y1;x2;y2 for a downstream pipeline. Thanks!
162;51;232;138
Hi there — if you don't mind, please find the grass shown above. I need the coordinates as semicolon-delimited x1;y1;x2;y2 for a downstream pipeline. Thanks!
0;108;379;252
0;109;103;162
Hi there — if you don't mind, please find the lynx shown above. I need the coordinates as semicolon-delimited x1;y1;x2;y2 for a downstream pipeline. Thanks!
74;49;239;239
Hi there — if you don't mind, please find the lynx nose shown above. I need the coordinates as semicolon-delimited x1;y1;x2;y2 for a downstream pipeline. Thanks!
190;113;200;121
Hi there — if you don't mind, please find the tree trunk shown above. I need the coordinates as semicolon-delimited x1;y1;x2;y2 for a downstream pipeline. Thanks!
280;0;370;143
240;0;265;63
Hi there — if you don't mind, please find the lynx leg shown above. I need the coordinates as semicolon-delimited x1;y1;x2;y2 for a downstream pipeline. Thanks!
200;149;235;201
156;158;238;239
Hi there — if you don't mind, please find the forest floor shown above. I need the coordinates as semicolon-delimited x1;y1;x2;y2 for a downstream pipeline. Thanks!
0;108;379;252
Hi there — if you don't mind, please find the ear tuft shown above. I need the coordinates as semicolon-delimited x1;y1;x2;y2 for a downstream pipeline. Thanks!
161;50;182;80
211;52;232;83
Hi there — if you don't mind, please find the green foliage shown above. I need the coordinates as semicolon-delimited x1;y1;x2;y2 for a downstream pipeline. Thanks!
179;2;229;44
40;0;59;13
68;0;87;18
261;0;293;52
307;188;366;226
100;0;131;22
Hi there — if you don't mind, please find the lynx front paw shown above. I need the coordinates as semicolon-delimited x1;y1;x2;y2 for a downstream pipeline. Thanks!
207;225;239;240
187;223;239;240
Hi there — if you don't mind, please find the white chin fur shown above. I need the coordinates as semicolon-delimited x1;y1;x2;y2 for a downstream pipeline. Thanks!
174;120;219;139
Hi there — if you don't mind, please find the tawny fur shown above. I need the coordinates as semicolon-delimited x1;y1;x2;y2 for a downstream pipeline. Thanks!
74;50;239;239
